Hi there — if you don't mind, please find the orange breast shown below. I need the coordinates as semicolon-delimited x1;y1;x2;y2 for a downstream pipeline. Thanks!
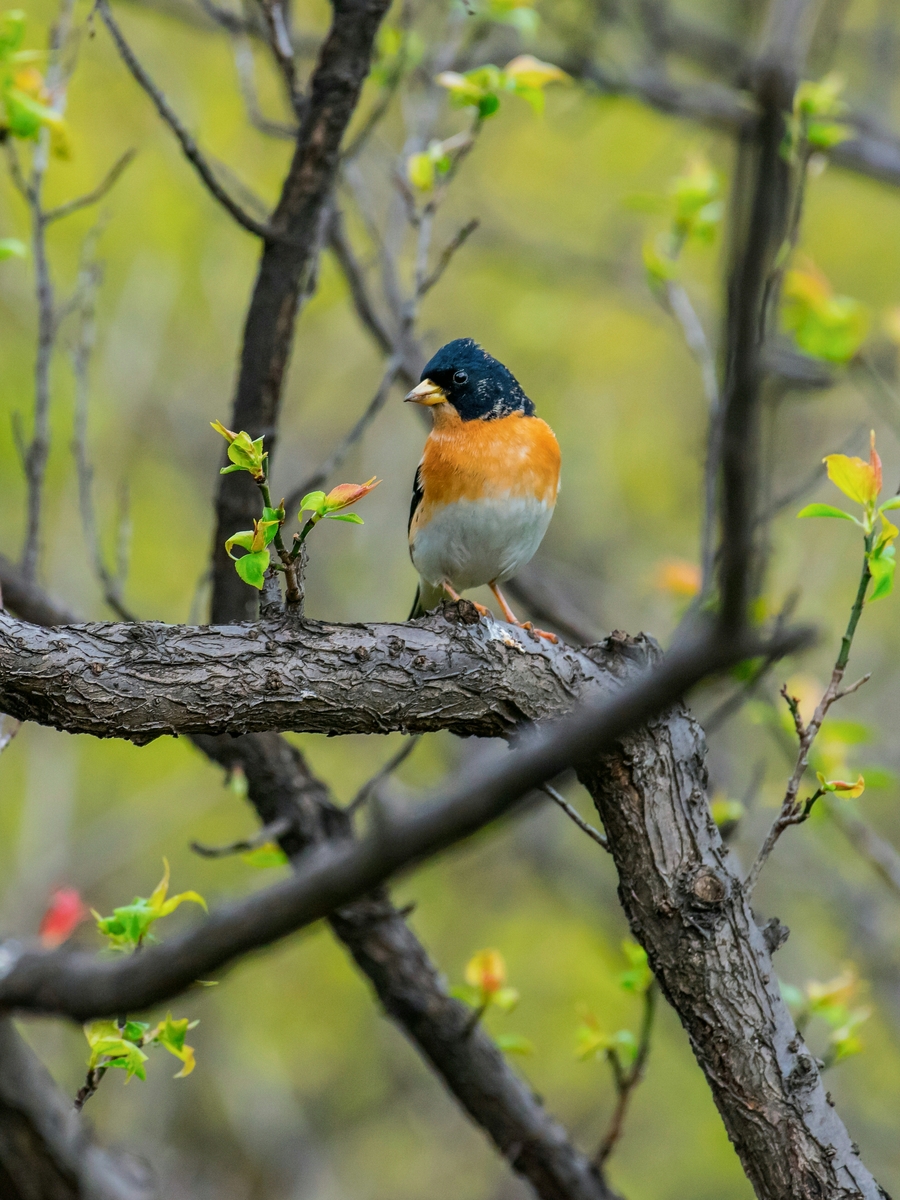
413;409;560;533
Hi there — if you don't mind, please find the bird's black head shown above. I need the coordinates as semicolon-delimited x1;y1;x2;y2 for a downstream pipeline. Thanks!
405;338;535;421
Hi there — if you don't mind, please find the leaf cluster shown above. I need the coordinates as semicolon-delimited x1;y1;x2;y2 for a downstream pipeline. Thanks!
0;9;68;154
436;53;568;119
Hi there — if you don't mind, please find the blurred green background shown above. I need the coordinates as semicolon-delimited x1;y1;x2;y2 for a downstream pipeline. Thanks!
3;0;900;1196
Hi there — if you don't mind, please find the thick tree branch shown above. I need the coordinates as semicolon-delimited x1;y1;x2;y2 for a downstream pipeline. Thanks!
211;0;392;622
0;604;621;742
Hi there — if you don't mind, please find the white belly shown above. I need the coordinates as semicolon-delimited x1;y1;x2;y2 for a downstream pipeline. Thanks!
411;497;553;591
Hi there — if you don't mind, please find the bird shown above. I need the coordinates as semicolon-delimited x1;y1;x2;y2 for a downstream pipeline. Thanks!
405;338;560;642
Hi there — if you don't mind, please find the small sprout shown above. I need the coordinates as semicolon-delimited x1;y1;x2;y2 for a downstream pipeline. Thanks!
297;478;380;539
783;967;872;1068
0;14;70;155
406;134;465;192
576;1013;638;1064
148;1013;198;1078
784;73;851;160
782;260;868;364
436;54;566;119
93;859;207;952
83;1012;199;1085
799;432;898;600
815;771;865;799
461;948;519;1011
0;237;26;261
617;941;653;995
211;419;268;481
84;1020;149;1082
39;887;88;948
224;512;282;590
642;154;723;286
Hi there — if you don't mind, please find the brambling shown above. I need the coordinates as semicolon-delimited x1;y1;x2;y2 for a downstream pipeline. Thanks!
405;338;560;642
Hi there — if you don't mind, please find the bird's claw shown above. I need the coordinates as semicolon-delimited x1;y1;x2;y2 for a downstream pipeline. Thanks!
520;621;558;644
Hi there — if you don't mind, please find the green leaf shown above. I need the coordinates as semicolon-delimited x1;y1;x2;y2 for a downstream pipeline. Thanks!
0;238;26;261
224;530;255;557
235;549;270;589
324;512;364;524
879;496;900;512
868;546;895;601
490;986;520;1013
494;1033;534;1056
797;503;856;521
478;93;500;117
262;505;285;525
298;490;327;516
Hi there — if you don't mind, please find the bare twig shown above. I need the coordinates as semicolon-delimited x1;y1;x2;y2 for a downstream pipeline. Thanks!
70;229;136;622
191;815;292;857
284;354;404;513
16;0;77;582
0;715;21;755
96;0;273;238
418;216;480;295
347;736;421;815
44;148;137;223
542;783;608;850
745;543;873;895
232;33;297;138
255;0;302;117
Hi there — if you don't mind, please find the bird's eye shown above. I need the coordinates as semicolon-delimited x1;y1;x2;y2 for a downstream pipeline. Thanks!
453;370;468;385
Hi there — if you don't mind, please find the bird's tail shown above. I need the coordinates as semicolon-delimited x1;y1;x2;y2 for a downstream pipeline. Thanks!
408;580;445;619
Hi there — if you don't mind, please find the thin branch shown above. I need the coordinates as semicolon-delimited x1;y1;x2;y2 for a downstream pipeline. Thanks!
745;543;873;895
96;0;274;238
594;982;657;1166
542;783;608;850
43;148;137;223
418;216;480;296
347;736;421;815
232;33;297;139
70;230;136;622
191;815;292;857
283;354;403;513
828;800;900;897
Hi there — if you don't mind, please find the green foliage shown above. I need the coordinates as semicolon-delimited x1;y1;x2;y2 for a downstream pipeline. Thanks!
436;54;567;119
798;432;898;601
617;940;653;994
0;10;69;153
782;969;872;1068
84;1012;198;1083
577;942;654;1066
211;419;268;480
642;154;722;286
781;261;868;364
784;73;852;161
451;950;530;1054
297;479;380;533
93;859;206;952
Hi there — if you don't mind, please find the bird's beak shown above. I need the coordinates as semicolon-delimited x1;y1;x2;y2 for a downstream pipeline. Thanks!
404;378;447;406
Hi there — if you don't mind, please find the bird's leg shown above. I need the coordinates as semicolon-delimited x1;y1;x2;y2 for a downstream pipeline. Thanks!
490;583;558;643
442;581;490;617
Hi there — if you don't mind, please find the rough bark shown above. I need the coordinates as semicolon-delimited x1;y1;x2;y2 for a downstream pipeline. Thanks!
211;0;392;623
577;639;887;1200
0;605;612;742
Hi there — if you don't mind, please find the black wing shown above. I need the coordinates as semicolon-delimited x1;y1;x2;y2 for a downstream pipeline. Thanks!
408;461;424;535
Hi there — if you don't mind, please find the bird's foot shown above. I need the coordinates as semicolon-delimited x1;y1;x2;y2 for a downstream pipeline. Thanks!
519;621;558;644
489;583;558;643
442;582;490;618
